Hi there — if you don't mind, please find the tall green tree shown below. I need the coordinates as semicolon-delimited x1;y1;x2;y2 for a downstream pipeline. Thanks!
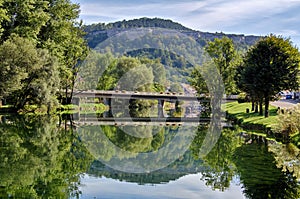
236;62;263;114
190;62;213;94
0;0;88;104
0;0;8;37
37;0;88;103
205;37;239;94
240;35;300;117
97;56;156;92
1;0;50;42
0;35;60;110
76;51;114;90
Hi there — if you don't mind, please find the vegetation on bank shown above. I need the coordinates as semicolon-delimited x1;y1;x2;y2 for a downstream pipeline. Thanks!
0;103;107;115
0;0;88;112
0;0;298;124
224;101;300;146
236;35;300;117
223;101;278;128
191;35;300;118
189;34;299;144
275;104;300;146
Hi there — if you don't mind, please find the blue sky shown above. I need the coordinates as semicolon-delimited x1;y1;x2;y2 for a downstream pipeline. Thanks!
71;0;300;47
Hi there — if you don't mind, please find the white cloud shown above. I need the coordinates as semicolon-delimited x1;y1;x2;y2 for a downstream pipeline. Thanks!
181;0;299;31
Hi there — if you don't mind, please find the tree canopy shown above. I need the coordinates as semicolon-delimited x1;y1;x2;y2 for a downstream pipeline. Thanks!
190;37;240;95
0;0;88;109
0;35;59;110
238;35;300;117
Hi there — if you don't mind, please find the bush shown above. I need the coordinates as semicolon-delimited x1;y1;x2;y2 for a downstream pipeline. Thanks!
237;92;249;103
275;104;300;143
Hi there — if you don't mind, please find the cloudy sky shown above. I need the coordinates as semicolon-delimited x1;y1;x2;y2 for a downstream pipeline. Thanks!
71;0;300;47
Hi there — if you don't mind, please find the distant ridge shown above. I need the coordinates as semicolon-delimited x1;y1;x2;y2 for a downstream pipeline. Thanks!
83;17;261;49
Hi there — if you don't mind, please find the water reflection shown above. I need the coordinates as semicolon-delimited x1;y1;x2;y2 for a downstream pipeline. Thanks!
77;124;197;173
0;114;300;198
233;136;300;199
0;115;93;198
190;127;240;191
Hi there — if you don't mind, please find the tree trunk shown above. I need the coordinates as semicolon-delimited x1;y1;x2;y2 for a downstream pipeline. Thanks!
69;73;77;104
251;100;255;112
259;99;263;116
65;87;68;104
264;95;269;118
255;103;259;113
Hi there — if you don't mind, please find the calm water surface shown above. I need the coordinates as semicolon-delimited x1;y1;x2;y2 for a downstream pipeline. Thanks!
0;114;299;198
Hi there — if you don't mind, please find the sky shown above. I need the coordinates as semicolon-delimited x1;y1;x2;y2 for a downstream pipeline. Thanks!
71;0;300;47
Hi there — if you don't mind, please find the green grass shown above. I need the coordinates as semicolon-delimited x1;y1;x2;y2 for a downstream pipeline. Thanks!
0;103;108;115
223;101;279;129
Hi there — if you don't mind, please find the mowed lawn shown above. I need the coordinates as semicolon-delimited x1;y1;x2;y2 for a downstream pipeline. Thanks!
222;101;279;128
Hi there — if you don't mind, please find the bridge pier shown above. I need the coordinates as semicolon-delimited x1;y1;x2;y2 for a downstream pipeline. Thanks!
158;99;165;118
175;100;180;111
102;98;111;106
103;98;113;117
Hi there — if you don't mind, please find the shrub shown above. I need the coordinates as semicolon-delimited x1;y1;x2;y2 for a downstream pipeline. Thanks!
275;104;300;143
237;92;249;103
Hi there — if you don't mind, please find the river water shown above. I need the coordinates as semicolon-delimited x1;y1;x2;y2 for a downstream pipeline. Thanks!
0;114;299;198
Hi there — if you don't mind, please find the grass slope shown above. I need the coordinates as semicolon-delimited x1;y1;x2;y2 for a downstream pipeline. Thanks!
223;101;279;129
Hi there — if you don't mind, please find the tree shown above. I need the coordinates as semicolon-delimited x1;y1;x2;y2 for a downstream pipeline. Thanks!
97;56;156;92
76;51;114;90
169;82;183;93
0;0;88;104
0;35;28;100
240;35;300;117
0;0;8;38
37;0;88;103
0;0;50;42
140;58;166;91
0;35;60;110
190;62;212;94
205;37;239;94
236;62;263;114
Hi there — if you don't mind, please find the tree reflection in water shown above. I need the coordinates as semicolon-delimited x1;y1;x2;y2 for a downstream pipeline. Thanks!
191;126;300;198
0;115;93;198
233;136;300;199
1;114;300;199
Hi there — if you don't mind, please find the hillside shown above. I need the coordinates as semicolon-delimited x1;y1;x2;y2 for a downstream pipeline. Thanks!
83;17;261;49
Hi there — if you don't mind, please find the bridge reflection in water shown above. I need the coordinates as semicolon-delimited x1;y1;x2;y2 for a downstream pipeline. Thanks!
72;90;209;121
73;116;211;127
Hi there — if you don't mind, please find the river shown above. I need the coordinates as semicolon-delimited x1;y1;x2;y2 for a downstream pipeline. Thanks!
0;114;299;198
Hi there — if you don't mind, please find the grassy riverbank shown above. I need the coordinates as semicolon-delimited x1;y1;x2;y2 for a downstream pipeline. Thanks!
0;103;108;115
224;101;300;148
223;101;279;131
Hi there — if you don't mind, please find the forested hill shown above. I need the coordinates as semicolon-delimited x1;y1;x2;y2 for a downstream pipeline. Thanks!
84;17;261;48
